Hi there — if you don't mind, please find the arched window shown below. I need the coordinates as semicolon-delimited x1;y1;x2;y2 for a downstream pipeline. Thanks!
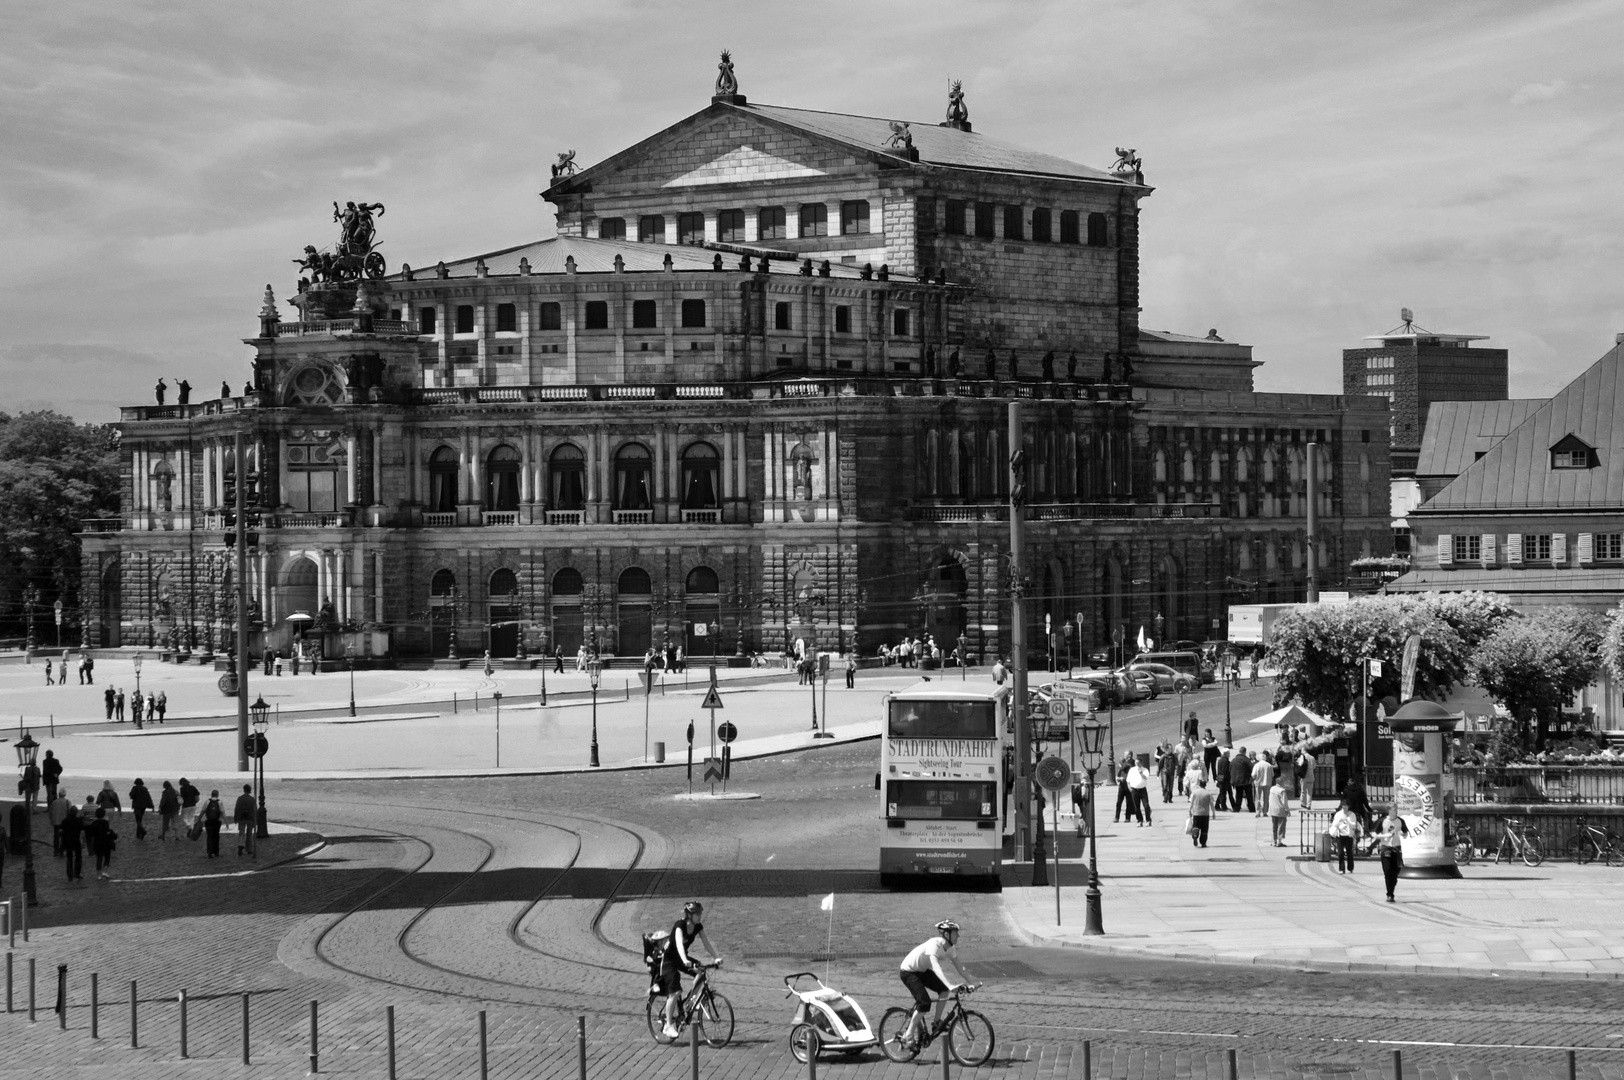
552;568;583;596
958;433;976;498
1086;212;1108;246
614;443;652;510
1181;450;1195;483
151;459;175;512
617;566;654;652
1210;451;1222;482
680;442;720;510
548;444;585;511
686;566;719;594
485;445;521;510
1152;449;1167;483
1059;210;1080;244
684;566;721;655
428;446;459;512
430;569;457;597
489;568;517;598
1236;448;1250;482
619;568;652;595
1262;448;1276;483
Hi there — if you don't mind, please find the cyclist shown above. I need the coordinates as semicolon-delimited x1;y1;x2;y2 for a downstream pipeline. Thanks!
659;901;720;1039
898;919;977;1049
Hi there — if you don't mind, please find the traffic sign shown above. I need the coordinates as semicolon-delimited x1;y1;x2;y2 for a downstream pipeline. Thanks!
702;757;724;783
244;733;269;759
701;685;725;710
717;721;738;744
1035;755;1072;792
1045;697;1073;722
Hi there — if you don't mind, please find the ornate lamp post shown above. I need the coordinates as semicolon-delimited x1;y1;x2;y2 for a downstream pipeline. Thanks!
133;653;143;698
251;695;270;838
346;643;357;717
588;658;602;768
1152;610;1164;651
958;633;968;681
1222;647;1235;747
22;584;39;653
796;584;825;731
1078;716;1107;935
53;599;63;649
15;732;39;906
446;586;460;661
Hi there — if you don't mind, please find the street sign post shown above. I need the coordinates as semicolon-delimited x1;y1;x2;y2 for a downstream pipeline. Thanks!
1034;754;1071;926
243;733;269;759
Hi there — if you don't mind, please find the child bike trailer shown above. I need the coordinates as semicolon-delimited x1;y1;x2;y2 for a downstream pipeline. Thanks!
784;972;878;1062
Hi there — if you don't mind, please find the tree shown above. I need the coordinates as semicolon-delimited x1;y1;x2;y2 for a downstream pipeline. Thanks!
1416;591;1520;655
1268;595;1470;722
1468;606;1604;752
0;412;120;639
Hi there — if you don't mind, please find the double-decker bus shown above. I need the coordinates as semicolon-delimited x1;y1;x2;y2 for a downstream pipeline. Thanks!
880;682;1010;885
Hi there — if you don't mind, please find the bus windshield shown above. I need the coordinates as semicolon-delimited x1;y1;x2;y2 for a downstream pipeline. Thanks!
887;699;998;740
887;780;997;820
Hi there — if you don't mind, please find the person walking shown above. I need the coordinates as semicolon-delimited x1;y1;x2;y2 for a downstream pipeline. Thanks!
60;805;84;883
145;692;157;725
96;780;123;818
1297;746;1317;810
234;784;258;857
1157;742;1178;804
44;658;53;686
1329;797;1362;874
1342;776;1375;833
155;691;167;723
41;750;62;804
1125;756;1152;826
128;779;154;840
552;645;564;674
157;781;180;841
1113;751;1138;824
1071;777;1092;837
1213;747;1233;812
48;788;71;856
1201;729;1220;781
131;693;143;729
1376;804;1408;902
84;654;94;684
1251;751;1276;818
104;686;115;720
115;688;126;722
1229;747;1255;814
87;807;116;880
202;790;225;857
1175;738;1192;796
1267;776;1291;847
845;652;856;689
1248;655;1259;687
1182;710;1200;745
1188;778;1216;848
179;777;201;830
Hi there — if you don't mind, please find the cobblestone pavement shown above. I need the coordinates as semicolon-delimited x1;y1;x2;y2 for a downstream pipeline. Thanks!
2;742;1624;1078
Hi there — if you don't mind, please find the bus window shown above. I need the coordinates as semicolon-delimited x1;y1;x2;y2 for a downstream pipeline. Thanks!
886;780;996;820
887;701;997;740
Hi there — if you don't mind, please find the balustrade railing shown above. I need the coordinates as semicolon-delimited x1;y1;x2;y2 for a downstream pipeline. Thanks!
544;510;584;525
680;508;720;523
612;510;653;525
481;511;520;526
422;512;456;527
1355;764;1624;805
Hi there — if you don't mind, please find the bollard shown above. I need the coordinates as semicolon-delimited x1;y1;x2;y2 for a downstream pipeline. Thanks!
1083;1040;1090;1078
478;1010;488;1080
7;896;13;949
386;1005;397;1080
807;1026;820;1078
309;999;319;1074
576;1016;587;1080
1228;1047;1237;1080
242;992;251;1065
690;1008;700;1080
179;989;188;1057
1394;1049;1403;1080
129;979;138;1047
6;952;11;1013
20;890;27;943
453;693;458;714
941;1026;952;1078
27;958;34;1022
55;964;65;1029
1569;1049;1577;1080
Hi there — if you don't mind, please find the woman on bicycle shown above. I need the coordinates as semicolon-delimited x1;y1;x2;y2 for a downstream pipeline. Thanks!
899;920;976;1050
660;901;720;1039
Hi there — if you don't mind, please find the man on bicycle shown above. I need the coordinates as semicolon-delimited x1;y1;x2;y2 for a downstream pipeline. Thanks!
660;901;720;1039
899;919;976;1048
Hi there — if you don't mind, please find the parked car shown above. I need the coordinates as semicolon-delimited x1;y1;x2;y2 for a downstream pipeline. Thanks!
1122;668;1160;699
1130;649;1213;687
1127;661;1198;694
1070;672;1123;708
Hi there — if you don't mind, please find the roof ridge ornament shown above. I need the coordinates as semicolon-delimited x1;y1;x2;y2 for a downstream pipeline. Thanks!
550;150;578;182
712;49;746;105
943;79;971;132
1111;147;1143;184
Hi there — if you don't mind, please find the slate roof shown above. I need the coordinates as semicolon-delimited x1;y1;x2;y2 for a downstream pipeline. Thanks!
1386;567;1624;597
392;236;903;281
1419;340;1624;511
1415;399;1544;478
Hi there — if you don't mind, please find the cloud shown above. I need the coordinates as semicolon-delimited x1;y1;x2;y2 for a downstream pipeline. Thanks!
1510;79;1570;105
340;157;393;180
0;342;161;369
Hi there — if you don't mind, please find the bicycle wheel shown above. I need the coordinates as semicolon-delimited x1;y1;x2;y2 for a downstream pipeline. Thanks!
1522;835;1545;867
1608;841;1624;868
879;1008;921;1062
1453;838;1473;865
1572;834;1602;865
789;1022;819;1064
698;991;734;1048
646;995;674;1044
949;1009;996;1067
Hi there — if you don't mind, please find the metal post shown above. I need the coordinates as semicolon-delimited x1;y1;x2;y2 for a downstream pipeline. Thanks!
478;1009;488;1080
27;958;34;1022
807;1027;820;1079
1054;796;1062;925
130;979;137;1047
1305;441;1319;603
90;973;97;1038
179;989;188;1057
309;999;319;1073
1083;1040;1090;1078
386;1005;397;1080
1085;765;1104;935
1224;662;1232;747
1009;401;1030;862
1393;1049;1402;1080
55;964;65;1029
690;1006;700;1080
8;898;13;949
494;692;502;769
242;992;251;1064
235;431;250;773
576;1015;587;1080
6;952;11;1012
589;682;600;767
942;1027;952;1077
1228;1047;1238;1080
1568;1050;1577;1080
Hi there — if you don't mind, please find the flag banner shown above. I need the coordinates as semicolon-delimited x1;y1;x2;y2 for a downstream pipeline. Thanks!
819;893;835;912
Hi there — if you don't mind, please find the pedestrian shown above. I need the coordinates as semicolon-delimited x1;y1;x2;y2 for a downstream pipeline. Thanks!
77;656;87;684
1126;755;1152;825
128;778;153;840
234;783;257;857
1251;751;1276;818
96;779;123;818
87;807;116;880
1297;746;1317;810
1329;797;1362;874
202;790;225;857
1201;729;1220;781
1188;778;1216;848
156;691;167;723
263;647;274;677
145;692;157;725
84;654;94;684
60;805;83;882
291;649;301;677
1113;751;1139;824
992;657;1007;685
104;687;114;720
44;658;53;686
1182;710;1200;744
552;645;564;674
178;777;201;830
131;693;143;728
1230;746;1255;814
157;781;180;840
1156;742;1178;803
1175;738;1192;796
41;750;62;804
1267;776;1291;847
1342;776;1375;833
844;652;856;689
483;650;494;676
48;787;71;856
1249;655;1259;687
1071;777;1092;837
1213;747;1233;811
1376;804;1408;902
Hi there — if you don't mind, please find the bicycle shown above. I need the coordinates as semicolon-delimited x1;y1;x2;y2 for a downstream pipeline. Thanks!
1564;815;1624;865
647;960;734;1047
878;985;994;1066
1492;817;1544;867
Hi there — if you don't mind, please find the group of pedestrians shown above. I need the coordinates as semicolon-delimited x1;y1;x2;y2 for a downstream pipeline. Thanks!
101;686;168;725
42;652;93;685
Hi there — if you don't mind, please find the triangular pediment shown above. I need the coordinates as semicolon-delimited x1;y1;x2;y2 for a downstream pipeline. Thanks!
664;144;825;188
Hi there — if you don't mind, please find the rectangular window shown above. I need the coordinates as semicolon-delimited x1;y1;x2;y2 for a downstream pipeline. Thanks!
774;302;792;331
892;309;911;337
631;299;657;329
1452;534;1481;562
678;212;705;245
888;699;997;739
1003;205;1024;240
1059;209;1080;244
1031;207;1052;242
538;302;562;331
798;203;827;237
885;780;997;821
1553;450;1589;469
757;206;786;240
598;217;626;240
944;200;966;235
717;209;745;243
974;202;995;238
1598;533;1624;560
840;200;870;235
1087;212;1109;246
455;305;475;334
1522;534;1552;561
834;305;851;334
680;299;706;328
418;307;437;334
495;303;517;332
637;215;665;243
584;300;608;330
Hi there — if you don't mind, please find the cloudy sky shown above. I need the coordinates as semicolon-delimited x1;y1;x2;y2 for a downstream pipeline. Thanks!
4;1;1620;422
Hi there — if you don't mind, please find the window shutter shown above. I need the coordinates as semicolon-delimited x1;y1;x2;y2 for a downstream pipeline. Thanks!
1553;533;1568;564
1507;534;1522;564
1482;534;1496;566
1578;533;1594;565
1437;533;1453;566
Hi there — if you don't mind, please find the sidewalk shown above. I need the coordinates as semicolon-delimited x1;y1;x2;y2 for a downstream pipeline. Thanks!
1003;791;1624;978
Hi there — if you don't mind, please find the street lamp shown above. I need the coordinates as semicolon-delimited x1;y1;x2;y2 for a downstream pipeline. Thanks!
346;643;356;717
133;653;143;698
588;658;602;767
1152;611;1164;651
493;691;503;768
1077;717;1106;935
251;695;269;838
1222;648;1235;747
958;633;968;681
15;732;39;906
23;584;39;653
53;599;62;649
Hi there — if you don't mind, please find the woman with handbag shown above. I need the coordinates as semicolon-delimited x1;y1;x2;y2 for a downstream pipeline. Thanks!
157;781;181;841
1376;804;1409;902
1328;797;1361;874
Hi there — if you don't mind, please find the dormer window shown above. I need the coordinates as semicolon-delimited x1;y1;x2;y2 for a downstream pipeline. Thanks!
1550;434;1595;470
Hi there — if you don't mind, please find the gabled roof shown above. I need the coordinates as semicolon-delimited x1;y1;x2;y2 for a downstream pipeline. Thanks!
1418;340;1624;511
392;235;908;281
1415;399;1544;478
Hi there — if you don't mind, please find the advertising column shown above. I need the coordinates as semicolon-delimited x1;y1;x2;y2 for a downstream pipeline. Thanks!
1386;699;1462;879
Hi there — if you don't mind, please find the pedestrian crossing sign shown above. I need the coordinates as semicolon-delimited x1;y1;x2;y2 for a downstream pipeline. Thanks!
701;685;724;710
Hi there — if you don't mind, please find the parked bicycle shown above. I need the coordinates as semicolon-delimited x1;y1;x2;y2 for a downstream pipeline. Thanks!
647;960;734;1047
1564;815;1624;866
1492;816;1545;867
878;985;994;1066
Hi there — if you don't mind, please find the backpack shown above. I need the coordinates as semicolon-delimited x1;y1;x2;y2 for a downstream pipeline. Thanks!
641;930;671;972
204;800;222;824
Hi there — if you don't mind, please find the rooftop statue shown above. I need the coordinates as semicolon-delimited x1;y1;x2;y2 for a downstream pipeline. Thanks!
715;49;738;97
296;201;387;285
886;120;913;150
945;80;970;127
550;149;578;181
334;200;385;257
1112;147;1143;181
